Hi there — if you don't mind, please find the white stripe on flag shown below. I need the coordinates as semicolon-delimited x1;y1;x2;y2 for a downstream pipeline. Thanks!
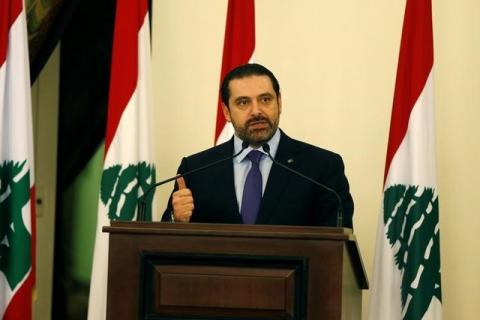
385;72;437;190
88;8;155;319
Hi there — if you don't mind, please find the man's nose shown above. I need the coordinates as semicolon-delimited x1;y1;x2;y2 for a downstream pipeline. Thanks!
251;101;261;115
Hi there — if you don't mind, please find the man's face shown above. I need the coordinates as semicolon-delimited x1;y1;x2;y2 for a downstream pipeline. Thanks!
222;75;282;147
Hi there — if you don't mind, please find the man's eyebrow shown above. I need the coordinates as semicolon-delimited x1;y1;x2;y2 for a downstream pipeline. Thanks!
258;92;274;98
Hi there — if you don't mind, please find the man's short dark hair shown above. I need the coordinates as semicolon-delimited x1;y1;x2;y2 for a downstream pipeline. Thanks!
220;63;281;107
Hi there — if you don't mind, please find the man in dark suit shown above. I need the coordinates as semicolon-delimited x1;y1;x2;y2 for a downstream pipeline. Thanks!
164;63;353;228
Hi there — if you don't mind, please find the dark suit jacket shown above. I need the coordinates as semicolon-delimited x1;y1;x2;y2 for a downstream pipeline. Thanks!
163;130;353;228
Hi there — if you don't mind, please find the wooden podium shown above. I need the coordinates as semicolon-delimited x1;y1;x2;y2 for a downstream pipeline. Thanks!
104;221;368;320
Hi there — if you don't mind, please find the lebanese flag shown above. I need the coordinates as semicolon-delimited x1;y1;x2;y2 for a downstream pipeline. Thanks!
368;0;442;319
88;1;156;319
215;0;255;144
0;1;36;319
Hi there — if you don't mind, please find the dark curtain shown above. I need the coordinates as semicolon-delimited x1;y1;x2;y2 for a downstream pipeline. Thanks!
27;0;71;83
52;0;115;318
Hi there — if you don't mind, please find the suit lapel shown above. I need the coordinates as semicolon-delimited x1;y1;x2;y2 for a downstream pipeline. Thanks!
210;139;242;221
256;131;301;224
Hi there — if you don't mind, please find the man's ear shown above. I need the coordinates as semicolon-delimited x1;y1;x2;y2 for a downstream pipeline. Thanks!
222;103;231;122
278;95;282;114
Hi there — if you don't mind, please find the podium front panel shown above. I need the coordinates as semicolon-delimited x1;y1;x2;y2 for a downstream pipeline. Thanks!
105;222;366;320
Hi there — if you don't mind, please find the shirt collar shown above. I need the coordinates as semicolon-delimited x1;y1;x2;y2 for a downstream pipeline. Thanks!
233;128;281;163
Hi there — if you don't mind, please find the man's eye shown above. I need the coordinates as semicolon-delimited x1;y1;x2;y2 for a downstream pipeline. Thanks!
261;97;271;103
238;99;249;105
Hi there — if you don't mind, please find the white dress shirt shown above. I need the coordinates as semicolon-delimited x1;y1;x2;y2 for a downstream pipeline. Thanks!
232;129;281;213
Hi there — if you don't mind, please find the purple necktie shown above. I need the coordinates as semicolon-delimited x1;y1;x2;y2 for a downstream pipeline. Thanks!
241;150;263;224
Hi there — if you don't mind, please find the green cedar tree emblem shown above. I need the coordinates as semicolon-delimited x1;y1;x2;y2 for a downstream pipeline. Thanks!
100;161;156;221
384;184;442;320
0;160;32;290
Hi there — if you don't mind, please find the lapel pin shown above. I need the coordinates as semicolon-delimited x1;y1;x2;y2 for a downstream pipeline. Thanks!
287;158;294;164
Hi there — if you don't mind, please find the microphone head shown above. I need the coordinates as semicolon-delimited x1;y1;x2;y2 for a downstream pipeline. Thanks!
241;140;250;149
261;143;270;153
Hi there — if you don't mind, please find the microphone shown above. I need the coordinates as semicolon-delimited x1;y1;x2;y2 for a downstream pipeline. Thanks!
261;143;344;228
137;140;250;221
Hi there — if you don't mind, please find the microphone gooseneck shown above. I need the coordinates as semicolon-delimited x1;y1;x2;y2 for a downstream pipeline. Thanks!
261;143;344;228
137;140;250;221
241;139;250;150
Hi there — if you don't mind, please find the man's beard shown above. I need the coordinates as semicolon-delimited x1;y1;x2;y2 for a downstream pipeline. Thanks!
233;115;279;147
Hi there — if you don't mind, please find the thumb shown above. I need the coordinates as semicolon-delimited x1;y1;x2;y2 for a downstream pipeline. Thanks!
176;176;187;190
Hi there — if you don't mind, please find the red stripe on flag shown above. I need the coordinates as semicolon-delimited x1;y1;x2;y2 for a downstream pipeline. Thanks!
2;271;34;320
0;0;22;65
214;0;255;142
105;0;149;154
384;0;434;182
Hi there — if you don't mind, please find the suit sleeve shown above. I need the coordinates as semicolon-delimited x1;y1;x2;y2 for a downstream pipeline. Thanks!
312;153;354;228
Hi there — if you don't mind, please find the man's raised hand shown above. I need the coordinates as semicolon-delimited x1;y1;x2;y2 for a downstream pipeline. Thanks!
171;176;194;222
